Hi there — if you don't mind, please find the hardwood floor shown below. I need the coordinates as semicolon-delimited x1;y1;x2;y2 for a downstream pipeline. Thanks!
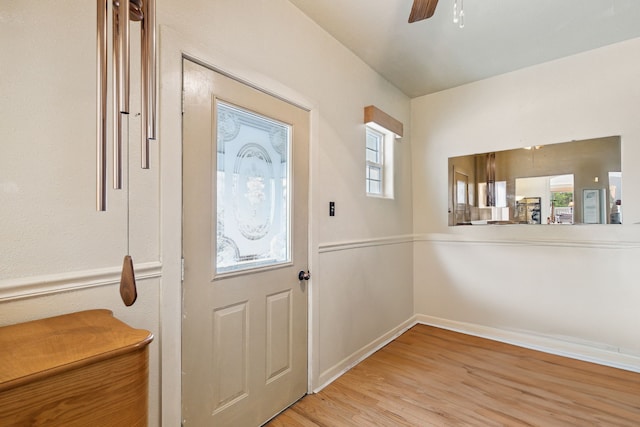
266;325;640;426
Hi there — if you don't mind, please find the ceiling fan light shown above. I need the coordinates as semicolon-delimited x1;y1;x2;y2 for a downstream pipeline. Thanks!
453;0;464;27
453;0;458;23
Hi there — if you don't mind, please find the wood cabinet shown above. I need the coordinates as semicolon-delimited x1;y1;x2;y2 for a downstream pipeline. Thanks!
0;309;153;426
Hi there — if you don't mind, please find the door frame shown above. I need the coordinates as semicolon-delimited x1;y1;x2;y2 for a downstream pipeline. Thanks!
159;27;320;426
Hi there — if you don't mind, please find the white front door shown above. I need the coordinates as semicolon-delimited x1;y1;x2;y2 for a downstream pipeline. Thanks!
182;59;310;426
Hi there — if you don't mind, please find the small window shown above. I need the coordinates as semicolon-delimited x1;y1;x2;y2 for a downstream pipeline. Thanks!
366;127;384;195
363;106;401;198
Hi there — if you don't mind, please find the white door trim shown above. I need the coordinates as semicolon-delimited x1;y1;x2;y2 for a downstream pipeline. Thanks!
159;25;320;427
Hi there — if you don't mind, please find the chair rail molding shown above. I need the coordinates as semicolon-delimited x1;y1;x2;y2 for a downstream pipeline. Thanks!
0;261;162;302
414;232;640;249
318;234;414;253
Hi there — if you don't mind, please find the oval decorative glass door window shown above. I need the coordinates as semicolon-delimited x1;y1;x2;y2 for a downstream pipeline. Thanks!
233;143;274;240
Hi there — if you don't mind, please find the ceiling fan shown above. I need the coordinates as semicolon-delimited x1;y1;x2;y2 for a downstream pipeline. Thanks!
408;0;439;23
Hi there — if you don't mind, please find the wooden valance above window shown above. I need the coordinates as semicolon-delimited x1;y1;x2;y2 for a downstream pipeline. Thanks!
364;105;403;138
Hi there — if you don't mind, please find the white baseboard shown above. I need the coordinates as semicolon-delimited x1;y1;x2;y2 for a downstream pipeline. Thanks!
314;314;640;393
314;317;416;392
416;314;640;374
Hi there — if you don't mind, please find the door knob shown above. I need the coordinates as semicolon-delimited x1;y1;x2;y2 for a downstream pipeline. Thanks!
298;270;311;281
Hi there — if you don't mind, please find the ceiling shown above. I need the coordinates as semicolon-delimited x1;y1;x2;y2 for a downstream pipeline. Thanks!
288;0;640;98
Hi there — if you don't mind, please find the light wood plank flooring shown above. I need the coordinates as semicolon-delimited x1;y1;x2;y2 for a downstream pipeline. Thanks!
266;324;640;426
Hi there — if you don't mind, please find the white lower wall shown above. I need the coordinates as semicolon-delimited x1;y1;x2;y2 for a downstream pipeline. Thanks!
315;237;414;387
414;237;640;361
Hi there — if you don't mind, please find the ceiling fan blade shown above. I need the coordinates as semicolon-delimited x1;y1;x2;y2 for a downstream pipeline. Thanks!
408;0;438;23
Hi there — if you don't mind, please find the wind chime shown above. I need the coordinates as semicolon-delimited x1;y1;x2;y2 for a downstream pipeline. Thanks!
96;0;156;306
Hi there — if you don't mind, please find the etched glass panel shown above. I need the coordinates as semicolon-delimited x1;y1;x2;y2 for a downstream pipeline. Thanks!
215;101;291;274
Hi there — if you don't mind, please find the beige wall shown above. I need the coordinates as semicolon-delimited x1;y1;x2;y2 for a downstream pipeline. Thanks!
1;1;413;424
1;2;161;424
412;38;640;372
4;1;639;425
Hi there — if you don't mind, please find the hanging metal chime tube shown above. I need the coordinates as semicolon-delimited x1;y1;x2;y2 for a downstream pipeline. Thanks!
96;0;156;210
